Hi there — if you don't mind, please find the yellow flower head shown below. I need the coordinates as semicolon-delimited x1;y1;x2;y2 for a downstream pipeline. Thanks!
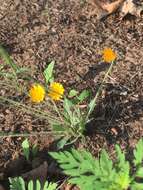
48;82;64;101
29;84;45;103
102;48;117;63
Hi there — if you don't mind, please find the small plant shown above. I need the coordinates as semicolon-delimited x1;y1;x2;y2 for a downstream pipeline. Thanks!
47;48;117;147
0;46;117;148
22;138;38;161
9;176;57;190
27;61;91;148
50;138;143;190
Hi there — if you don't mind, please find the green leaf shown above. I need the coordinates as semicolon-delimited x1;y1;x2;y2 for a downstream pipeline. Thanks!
133;139;143;166
87;98;96;118
131;182;143;190
116;172;130;190
44;61;55;83
115;145;130;172
68;89;79;98
49;149;98;189
77;90;90;102
28;180;33;190
48;183;57;190
63;98;73;117
9;177;26;190
35;180;41;190
9;177;57;190
136;167;143;178
115;145;126;168
43;181;57;190
100;149;113;177
22;138;30;161
32;144;38;158
15;67;30;75
57;138;69;150
69;175;97;190
52;124;65;132
43;181;49;190
0;45;19;71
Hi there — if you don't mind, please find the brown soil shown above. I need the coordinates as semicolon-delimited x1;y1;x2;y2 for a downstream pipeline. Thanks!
0;0;143;189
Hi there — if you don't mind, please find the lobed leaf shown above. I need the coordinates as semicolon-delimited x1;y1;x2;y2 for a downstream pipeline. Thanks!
9;177;57;190
28;180;33;190
9;177;26;190
131;182;143;190
136;167;143;178
50;149;101;189
100;149;113;177
133;139;143;166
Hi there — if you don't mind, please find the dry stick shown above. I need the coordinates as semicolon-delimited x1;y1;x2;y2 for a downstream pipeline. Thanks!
50;99;64;122
0;80;18;89
0;96;62;123
0;81;64;112
0;131;64;138
87;61;115;120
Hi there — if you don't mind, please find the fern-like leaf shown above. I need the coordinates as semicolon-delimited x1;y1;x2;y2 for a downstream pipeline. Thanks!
49;149;106;190
9;177;26;190
99;149;113;177
28;180;34;190
115;145;130;173
133;139;143;166
50;149;96;176
9;177;57;190
43;181;57;190
131;182;143;190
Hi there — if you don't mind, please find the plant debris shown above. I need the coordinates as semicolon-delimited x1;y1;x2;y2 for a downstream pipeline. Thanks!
120;0;143;17
88;0;143;18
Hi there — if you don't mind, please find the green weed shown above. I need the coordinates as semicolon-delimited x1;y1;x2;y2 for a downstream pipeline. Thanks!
50;138;143;190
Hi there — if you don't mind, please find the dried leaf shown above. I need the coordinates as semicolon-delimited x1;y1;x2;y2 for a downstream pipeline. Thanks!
120;0;143;17
88;0;125;19
102;0;125;14
87;0;107;19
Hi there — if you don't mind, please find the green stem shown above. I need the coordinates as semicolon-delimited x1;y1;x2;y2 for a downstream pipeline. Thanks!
86;61;115;120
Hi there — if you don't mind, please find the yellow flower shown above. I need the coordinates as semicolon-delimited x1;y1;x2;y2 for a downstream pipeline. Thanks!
102;48;117;63
48;82;64;101
29;84;45;103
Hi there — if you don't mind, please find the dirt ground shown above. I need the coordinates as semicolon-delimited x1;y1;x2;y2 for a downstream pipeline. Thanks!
0;0;143;189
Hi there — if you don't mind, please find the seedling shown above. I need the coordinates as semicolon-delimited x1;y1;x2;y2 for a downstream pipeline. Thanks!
22;138;30;161
22;139;38;161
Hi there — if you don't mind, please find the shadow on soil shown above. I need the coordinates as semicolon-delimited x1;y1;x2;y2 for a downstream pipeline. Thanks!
86;83;143;144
